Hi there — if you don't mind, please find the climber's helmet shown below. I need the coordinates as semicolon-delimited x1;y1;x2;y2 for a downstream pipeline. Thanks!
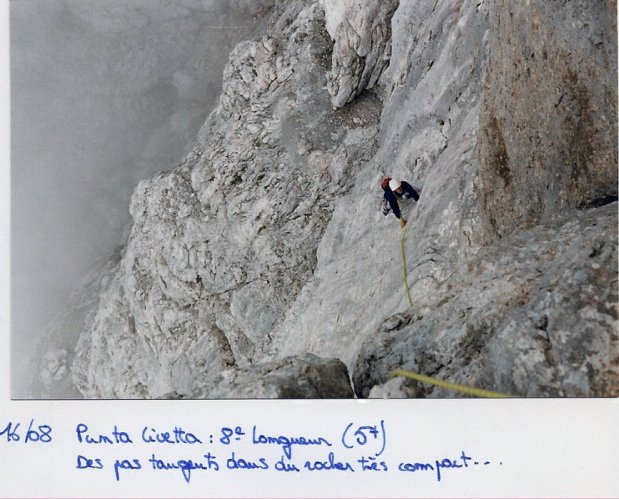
389;179;403;193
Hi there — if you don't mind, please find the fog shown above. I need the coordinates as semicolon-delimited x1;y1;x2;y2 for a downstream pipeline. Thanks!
10;0;270;397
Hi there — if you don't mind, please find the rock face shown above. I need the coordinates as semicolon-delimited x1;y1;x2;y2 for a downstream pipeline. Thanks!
45;0;617;398
476;0;618;240
354;203;618;398
36;252;124;399
203;354;353;399
71;0;382;398
320;0;399;107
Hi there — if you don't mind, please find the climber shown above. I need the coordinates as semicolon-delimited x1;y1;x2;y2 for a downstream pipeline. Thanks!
381;177;419;228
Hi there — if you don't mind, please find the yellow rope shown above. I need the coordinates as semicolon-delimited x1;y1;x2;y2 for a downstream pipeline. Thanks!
397;199;414;307
400;226;413;306
389;369;516;398
391;203;513;399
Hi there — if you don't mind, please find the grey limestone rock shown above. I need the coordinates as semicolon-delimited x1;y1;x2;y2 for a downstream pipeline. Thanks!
320;0;400;107
58;0;617;399
71;0;381;398
353;204;618;398
202;354;354;399
265;0;492;372
368;376;418;399
476;0;618;240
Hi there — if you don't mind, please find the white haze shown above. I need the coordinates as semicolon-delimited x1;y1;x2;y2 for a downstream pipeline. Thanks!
10;0;270;397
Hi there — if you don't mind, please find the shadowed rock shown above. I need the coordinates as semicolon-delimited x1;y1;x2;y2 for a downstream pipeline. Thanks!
203;354;354;399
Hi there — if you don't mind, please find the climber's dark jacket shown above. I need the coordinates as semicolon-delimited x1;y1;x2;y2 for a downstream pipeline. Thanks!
383;181;419;219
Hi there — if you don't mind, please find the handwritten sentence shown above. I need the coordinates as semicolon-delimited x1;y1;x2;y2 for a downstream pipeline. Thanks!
79;449;494;483
1;420;502;484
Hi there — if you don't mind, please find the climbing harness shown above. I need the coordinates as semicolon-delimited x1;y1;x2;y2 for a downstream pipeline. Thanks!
388;369;515;398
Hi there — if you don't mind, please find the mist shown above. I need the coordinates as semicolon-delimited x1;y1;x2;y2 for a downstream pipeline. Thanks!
10;0;270;397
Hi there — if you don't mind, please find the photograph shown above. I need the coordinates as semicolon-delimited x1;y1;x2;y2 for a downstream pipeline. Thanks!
9;0;618;403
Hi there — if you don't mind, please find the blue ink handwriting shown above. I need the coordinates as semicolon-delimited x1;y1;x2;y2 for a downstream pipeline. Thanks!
341;420;386;457
113;458;142;481
227;452;269;470
0;420;52;444
76;455;104;470
398;451;500;482
149;452;219;483
358;455;388;471
252;425;333;459
142;426;202;445
304;452;354;472
2;418;505;486
76;424;132;445
274;456;300;473
220;426;245;445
